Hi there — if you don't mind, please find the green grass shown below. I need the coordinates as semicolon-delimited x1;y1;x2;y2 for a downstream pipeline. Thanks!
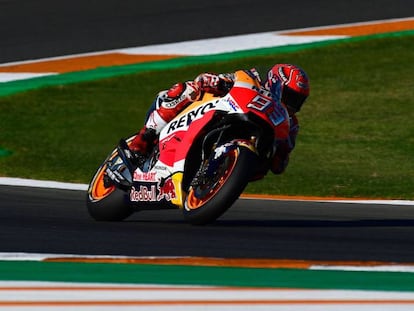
0;34;413;199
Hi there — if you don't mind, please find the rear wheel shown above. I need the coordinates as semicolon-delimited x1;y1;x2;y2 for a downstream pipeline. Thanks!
183;146;256;225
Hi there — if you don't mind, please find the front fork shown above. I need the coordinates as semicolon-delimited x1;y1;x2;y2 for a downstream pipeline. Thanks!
191;137;258;189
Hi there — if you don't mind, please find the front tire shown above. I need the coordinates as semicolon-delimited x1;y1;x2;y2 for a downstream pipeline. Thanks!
183;146;256;225
86;160;133;221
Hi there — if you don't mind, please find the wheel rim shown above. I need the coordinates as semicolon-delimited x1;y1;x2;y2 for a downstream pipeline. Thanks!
89;164;115;201
186;149;238;210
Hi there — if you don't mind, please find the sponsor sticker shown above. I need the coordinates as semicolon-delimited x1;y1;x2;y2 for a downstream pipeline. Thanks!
129;177;177;202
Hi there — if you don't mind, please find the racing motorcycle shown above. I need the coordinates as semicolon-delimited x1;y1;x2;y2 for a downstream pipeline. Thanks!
86;70;289;225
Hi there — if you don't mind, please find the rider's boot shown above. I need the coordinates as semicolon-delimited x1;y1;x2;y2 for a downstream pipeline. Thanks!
128;126;157;165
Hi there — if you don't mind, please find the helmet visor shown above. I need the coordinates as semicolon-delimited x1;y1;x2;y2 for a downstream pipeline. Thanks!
282;86;308;112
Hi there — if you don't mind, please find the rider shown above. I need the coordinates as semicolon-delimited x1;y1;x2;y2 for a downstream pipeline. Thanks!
129;64;310;175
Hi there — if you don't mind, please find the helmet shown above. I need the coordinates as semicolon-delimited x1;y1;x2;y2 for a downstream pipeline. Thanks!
266;64;310;112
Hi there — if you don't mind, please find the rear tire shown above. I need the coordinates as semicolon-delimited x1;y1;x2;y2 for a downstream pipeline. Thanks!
183;146;256;225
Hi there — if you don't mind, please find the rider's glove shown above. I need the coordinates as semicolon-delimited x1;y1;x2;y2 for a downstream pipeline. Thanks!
195;73;234;96
270;140;292;175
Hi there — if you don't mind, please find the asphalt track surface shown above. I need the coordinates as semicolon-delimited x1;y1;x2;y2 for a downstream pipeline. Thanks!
1;185;414;262
1;0;414;63
1;1;414;262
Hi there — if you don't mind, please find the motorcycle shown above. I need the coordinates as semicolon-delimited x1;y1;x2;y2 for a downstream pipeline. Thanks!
86;69;289;225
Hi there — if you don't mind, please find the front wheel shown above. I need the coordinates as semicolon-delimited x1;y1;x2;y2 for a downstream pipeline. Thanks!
86;157;134;221
183;146;257;225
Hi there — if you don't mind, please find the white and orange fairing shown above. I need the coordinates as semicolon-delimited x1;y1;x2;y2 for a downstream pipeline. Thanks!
131;70;290;207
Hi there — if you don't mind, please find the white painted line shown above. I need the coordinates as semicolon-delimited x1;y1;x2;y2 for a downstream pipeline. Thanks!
241;195;414;206
0;252;183;262
310;265;414;273
0;284;413;301
116;34;346;56
0;284;399;301
0;177;87;191
0;72;56;82
318;199;414;206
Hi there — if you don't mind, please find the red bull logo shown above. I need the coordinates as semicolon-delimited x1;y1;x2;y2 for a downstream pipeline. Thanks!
129;178;177;202
157;178;176;201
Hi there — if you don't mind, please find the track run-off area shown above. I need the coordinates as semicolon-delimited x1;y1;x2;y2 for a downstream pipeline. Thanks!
1;17;414;310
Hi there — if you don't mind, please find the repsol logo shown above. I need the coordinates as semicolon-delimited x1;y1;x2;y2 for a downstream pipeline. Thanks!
166;101;216;134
